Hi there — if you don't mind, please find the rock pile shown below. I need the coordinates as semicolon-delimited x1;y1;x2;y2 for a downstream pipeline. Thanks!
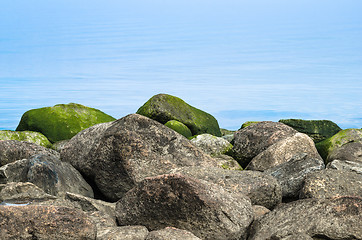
0;95;361;240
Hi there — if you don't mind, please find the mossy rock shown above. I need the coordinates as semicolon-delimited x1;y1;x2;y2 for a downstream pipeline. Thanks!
165;120;192;138
136;94;222;136
0;130;52;148
279;119;341;143
16;103;116;143
315;128;362;162
240;121;260;129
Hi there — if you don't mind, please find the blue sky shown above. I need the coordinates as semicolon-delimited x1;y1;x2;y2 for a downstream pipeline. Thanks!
1;0;361;130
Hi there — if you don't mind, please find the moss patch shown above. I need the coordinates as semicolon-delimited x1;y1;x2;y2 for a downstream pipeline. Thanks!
137;94;221;136
165;120;192;138
0;130;52;148
16;103;116;143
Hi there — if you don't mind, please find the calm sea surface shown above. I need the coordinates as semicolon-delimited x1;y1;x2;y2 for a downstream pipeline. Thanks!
1;1;361;130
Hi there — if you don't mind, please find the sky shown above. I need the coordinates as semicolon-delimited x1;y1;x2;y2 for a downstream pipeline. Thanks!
0;0;361;130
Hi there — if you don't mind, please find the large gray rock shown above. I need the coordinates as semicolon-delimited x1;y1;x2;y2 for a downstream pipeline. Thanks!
116;174;253;240
246;133;322;171
327;159;362;174
0;140;58;166
264;153;325;198
61;114;218;201
97;226;149;240
28;154;94;198
249;196;362;240
0;205;96;240
168;166;281;209
300;169;362;199
146;227;201;240
232;121;297;167
0;154;94;198
327;141;362;163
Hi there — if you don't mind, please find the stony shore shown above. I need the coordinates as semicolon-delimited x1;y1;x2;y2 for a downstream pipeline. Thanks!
0;94;361;239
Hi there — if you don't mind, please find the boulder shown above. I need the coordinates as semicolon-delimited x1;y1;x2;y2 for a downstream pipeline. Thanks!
168;166;281;209
61;114;218;201
0;130;52;148
116;174;253;240
327;141;362;163
327;159;362;174
191;133;232;156
146;227;201;240
16;103;116;143
61;121;114;178
97;226;149;240
0;182;56;204
165;120;192;138
27;154;94;198
246;133;321;171
136;94;222;136
315;128;362;161
248;196;362;240
264;153;325;198
0;140;58;166
0;154;93;199
300;169;362;199
278;119;341;142
0;205;96;240
232;121;297;167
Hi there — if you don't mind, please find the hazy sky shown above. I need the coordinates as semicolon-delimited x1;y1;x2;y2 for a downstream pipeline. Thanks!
1;0;361;130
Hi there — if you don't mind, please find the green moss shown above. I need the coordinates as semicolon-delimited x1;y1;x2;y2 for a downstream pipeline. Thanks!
0;130;52;148
241;121;260;129
315;128;362;162
16;103;116;143
279;119;341;142
165;120;192;138
137;94;222;136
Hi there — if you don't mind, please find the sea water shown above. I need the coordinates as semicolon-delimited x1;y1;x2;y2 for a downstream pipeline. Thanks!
1;0;361;130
